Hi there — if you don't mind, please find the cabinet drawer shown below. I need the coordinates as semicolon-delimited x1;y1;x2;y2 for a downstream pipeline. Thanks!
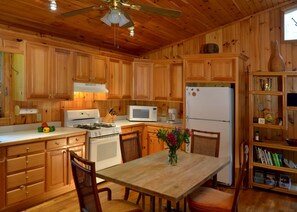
46;138;67;149
27;181;45;199
7;153;45;173
68;135;85;145
7;156;26;173
132;126;143;132
7;142;45;157
6;167;45;190
7;172;26;190
121;127;132;134
147;126;160;133
6;186;27;205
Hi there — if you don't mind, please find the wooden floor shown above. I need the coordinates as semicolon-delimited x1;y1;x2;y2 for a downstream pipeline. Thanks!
24;181;297;212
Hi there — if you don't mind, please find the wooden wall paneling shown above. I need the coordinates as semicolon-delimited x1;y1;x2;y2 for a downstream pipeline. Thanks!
205;29;223;52
259;12;271;71
239;19;251;62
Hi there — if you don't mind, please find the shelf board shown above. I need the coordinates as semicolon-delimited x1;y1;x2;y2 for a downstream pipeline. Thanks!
251;90;283;95
252;182;297;195
251;71;297;76
253;162;297;174
253;123;284;129
253;141;297;151
287;106;297;111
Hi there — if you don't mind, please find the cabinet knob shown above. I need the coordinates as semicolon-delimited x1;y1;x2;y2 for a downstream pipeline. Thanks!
19;185;25;190
26;147;30;151
76;138;79;141
26;160;29;164
55;142;59;145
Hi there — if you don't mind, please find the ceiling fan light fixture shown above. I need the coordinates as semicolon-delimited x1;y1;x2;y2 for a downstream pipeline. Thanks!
49;0;57;11
101;9;129;26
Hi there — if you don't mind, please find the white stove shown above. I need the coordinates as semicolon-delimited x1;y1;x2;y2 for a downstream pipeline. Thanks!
64;109;122;183
64;109;121;137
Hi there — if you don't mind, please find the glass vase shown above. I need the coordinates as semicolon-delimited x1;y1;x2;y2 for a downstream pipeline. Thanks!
168;148;178;166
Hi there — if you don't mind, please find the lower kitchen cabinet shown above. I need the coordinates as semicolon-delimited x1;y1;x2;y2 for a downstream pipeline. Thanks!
0;132;86;212
5;142;45;206
147;126;166;155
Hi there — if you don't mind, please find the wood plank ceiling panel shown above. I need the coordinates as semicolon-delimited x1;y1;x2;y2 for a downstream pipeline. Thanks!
0;0;295;55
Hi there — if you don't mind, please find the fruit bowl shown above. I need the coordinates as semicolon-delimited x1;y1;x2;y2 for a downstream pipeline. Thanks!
285;138;297;147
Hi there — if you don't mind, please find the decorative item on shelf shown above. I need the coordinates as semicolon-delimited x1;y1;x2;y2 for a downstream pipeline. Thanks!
285;138;297;147
268;40;285;72
262;108;277;125
259;78;272;91
156;127;191;165
201;43;219;53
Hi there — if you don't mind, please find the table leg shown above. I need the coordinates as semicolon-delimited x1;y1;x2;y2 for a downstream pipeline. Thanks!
158;198;162;212
150;196;155;212
166;200;171;212
142;194;145;209
184;197;187;212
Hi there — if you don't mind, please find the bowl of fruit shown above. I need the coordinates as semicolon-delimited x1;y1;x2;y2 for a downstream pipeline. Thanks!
37;122;55;133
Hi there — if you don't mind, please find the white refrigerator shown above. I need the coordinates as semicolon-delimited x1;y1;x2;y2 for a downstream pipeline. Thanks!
186;86;234;185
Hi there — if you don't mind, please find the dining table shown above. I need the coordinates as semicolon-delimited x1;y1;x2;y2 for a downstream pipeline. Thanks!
96;150;230;212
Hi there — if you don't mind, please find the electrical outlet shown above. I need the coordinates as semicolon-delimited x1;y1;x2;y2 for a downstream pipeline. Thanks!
36;113;42;122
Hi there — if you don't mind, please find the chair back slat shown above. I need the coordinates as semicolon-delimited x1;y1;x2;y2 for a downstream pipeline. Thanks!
70;150;102;212
191;129;220;157
120;131;142;163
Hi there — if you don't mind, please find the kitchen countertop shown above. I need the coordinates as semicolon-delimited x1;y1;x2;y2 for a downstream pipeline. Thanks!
0;127;87;146
115;119;183;128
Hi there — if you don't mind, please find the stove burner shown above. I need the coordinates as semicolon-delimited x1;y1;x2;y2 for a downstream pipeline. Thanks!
75;124;100;130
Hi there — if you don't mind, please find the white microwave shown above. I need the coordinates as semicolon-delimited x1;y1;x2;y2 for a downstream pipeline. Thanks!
127;105;157;122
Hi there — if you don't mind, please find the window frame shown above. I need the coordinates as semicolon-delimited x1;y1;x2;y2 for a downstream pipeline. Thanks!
281;5;297;43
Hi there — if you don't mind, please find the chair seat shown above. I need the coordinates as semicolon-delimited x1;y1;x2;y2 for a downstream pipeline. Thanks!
102;199;143;212
187;187;234;212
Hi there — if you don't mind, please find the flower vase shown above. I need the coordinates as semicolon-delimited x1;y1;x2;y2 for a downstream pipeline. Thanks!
268;40;285;72
168;148;178;166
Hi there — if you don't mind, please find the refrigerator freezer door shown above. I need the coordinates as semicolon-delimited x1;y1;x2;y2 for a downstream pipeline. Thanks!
186;87;234;122
186;118;233;185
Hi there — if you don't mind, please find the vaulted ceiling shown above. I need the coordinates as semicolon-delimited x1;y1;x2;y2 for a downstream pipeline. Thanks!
0;0;295;55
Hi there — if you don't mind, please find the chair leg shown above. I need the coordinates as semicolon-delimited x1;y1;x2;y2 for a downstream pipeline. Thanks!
124;187;130;200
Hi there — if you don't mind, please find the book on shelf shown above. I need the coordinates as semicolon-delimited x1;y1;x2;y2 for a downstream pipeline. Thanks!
254;147;284;167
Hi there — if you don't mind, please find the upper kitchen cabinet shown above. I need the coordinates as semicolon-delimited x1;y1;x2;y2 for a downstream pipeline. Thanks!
153;60;183;102
183;54;243;83
13;42;74;101
0;37;25;53
133;59;153;100
73;52;108;83
107;58;132;100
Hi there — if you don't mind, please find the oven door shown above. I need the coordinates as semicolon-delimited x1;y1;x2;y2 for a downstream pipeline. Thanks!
89;134;122;173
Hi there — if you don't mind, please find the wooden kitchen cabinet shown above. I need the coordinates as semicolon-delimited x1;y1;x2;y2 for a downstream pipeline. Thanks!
183;54;236;82
107;58;132;99
133;59;153;100
121;125;146;156
153;60;183;102
13;43;74;100
5;142;45;206
73;52;108;83
0;148;6;210
0;37;25;53
147;126;165;155
46;135;85;191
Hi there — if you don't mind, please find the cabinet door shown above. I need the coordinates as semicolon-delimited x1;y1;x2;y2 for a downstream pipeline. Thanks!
121;60;132;99
147;132;164;155
107;58;122;99
0;148;5;209
184;59;209;81
133;61;153;100
26;43;50;99
153;63;169;101
46;148;67;191
73;52;91;82
68;145;85;185
210;58;235;81
92;55;107;83
169;63;183;102
51;48;73;100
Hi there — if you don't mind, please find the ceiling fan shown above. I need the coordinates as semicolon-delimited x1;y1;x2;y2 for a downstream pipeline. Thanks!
62;0;181;29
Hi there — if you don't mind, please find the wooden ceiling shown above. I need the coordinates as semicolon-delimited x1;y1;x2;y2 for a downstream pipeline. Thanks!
0;0;294;55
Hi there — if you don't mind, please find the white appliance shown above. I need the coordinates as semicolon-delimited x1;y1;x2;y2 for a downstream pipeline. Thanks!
64;109;122;183
127;105;157;122
186;86;234;185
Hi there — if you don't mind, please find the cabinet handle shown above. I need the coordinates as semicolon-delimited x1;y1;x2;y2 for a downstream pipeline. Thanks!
19;185;25;190
55;142;59;145
26;160;29;164
26;147;30;151
76;138;79;141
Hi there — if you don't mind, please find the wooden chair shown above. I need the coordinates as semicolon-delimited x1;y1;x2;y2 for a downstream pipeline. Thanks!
191;129;220;188
119;131;143;204
187;144;249;212
69;150;143;212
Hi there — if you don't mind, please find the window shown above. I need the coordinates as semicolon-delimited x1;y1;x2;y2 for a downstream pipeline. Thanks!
283;6;297;41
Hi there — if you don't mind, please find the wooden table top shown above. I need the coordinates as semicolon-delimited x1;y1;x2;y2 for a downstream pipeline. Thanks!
96;150;230;203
